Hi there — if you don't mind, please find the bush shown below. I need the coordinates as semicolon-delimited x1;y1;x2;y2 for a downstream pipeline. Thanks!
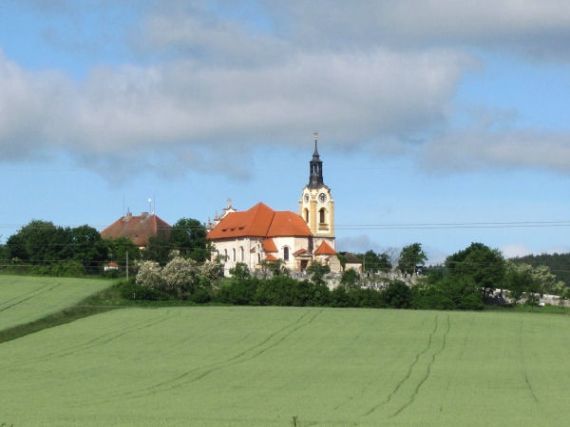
348;288;385;308
255;276;295;306
217;278;259;305
49;260;86;277
119;280;170;301
412;276;483;311
382;280;412;309
341;269;360;288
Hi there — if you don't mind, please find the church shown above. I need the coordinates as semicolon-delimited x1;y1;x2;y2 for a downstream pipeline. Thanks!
207;137;340;275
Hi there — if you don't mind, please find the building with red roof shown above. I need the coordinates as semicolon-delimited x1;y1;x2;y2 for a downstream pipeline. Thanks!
207;136;338;275
101;211;171;249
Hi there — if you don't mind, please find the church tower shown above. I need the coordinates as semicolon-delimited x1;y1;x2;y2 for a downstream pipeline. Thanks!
299;133;335;246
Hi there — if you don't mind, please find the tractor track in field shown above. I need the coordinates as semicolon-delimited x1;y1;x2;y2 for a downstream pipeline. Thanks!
362;314;440;417
102;309;323;403
439;316;473;414
0;283;62;314
518;320;539;404
0;282;53;309
53;312;172;359
332;318;422;412
5;311;172;368
154;309;323;393
390;314;451;418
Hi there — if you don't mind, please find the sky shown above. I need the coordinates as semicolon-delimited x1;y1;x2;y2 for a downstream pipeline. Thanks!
1;0;570;263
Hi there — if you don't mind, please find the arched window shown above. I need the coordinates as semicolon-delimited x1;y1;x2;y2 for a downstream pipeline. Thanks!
304;208;309;223
319;208;326;224
240;246;244;262
283;246;290;261
232;248;236;262
224;249;228;262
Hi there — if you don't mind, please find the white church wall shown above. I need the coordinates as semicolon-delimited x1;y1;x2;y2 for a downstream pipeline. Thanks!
212;238;263;276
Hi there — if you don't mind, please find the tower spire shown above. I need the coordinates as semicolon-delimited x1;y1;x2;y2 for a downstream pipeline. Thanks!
313;131;319;157
308;132;324;188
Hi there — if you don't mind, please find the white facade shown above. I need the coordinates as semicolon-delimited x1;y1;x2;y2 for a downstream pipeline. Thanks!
212;236;315;275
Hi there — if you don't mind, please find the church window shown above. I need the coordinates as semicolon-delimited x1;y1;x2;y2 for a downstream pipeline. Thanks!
283;246;290;261
319;208;326;224
224;249;228;262
304;208;309;223
232;248;236;262
240;246;244;262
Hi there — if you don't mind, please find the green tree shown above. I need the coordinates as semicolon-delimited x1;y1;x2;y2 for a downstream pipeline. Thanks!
104;237;141;267
377;252;393;273
307;262;330;286
504;262;532;304
229;262;251;280
6;220;72;265
69;225;108;273
382;280;412;308
363;250;381;273
445;242;505;296
145;235;171;265
170;218;210;262
341;269;360;288
397;243;427;275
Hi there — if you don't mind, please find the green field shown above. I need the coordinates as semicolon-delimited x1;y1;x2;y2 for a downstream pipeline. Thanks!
0;275;113;330
2;302;570;426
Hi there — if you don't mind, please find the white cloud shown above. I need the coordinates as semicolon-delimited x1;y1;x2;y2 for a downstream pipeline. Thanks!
0;48;469;179
264;1;570;58
4;1;570;180
422;128;570;173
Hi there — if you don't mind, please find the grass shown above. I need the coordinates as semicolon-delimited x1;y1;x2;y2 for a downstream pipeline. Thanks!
2;305;570;426
0;275;114;331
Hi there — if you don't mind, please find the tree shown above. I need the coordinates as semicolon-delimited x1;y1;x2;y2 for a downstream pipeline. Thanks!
6;220;72;265
445;242;505;296
229;262;251;280
145;235;171;265
69;225;108;273
378;252;393;273
397;243;427;275
104;237;141;267
169;218;210;262
363;250;381;273
382;280;412;308
161;257;200;299
341;269;360;288
136;260;164;290
307;262;330;286
504;262;532;304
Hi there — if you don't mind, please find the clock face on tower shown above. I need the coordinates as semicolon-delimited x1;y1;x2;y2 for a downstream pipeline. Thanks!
319;193;327;203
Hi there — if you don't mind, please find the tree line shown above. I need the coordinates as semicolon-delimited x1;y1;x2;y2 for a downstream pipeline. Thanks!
0;218;210;276
1;219;567;310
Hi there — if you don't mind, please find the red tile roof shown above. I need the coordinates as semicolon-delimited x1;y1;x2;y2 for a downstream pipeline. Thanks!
101;212;171;247
314;241;336;256
293;248;308;256
262;238;278;253
208;202;312;240
265;254;278;261
267;211;312;237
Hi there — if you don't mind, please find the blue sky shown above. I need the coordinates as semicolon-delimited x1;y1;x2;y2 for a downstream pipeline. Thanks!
1;0;570;262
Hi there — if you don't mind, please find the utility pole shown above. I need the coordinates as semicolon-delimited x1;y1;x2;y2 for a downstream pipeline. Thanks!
126;251;129;281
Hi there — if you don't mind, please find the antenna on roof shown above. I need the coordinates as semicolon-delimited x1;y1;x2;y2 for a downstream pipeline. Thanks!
147;198;152;214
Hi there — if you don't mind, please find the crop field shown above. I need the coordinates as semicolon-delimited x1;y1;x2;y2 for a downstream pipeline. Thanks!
0;275;113;330
2;305;570;426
